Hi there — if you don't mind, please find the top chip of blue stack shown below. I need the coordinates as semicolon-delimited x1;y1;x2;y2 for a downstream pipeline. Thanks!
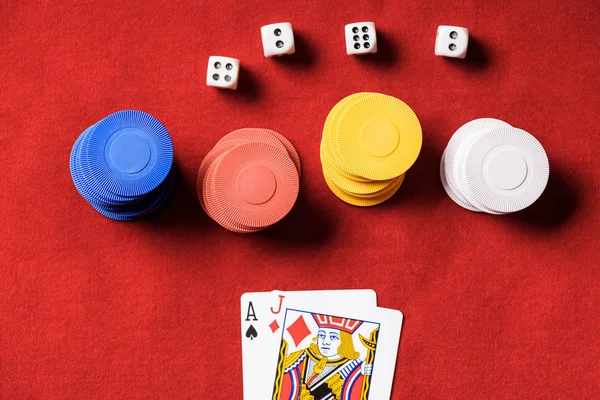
70;110;174;221
82;110;173;197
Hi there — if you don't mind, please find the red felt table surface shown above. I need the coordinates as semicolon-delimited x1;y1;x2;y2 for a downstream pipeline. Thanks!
1;0;599;398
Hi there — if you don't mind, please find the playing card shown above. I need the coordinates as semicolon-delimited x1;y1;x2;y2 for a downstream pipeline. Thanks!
269;302;403;400
241;290;377;400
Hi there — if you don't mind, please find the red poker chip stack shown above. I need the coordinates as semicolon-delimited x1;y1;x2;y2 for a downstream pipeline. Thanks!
197;128;301;233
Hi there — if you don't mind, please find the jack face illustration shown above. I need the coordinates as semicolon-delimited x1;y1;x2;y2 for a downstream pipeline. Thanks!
272;312;379;400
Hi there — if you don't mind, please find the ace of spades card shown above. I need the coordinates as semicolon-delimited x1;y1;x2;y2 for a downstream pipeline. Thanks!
241;290;377;399
270;305;403;400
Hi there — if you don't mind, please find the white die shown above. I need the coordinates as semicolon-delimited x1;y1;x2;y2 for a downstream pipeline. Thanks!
206;56;240;90
261;22;295;57
345;22;377;55
435;26;469;59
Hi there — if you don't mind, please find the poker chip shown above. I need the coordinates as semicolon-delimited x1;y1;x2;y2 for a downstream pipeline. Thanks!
440;118;549;214
464;127;550;213
198;129;301;233
320;93;422;206
334;95;422;180
69;111;174;221
84;110;173;197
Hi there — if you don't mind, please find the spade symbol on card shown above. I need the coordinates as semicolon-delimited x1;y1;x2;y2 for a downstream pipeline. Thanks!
245;324;258;340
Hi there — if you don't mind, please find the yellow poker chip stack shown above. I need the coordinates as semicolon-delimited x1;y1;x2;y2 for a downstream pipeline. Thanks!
320;93;422;206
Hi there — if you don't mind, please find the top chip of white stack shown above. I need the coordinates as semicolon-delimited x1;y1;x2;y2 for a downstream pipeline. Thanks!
462;126;549;213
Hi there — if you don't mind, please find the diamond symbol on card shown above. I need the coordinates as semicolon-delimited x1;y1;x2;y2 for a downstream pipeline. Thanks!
269;319;280;333
286;315;312;347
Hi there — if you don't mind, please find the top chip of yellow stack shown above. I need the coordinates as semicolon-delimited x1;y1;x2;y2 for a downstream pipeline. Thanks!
332;94;422;181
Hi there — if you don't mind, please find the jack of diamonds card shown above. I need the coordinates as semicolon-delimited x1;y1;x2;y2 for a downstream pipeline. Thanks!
272;310;381;400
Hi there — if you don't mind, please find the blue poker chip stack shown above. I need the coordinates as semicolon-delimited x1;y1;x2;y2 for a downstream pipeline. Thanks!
70;110;174;221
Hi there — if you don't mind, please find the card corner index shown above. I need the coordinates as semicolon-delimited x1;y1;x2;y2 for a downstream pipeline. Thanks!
243;300;259;322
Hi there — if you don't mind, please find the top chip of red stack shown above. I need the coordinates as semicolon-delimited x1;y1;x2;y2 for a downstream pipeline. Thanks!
197;128;301;233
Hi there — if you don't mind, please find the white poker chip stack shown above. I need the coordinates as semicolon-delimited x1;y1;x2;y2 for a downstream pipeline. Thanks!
440;118;550;214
